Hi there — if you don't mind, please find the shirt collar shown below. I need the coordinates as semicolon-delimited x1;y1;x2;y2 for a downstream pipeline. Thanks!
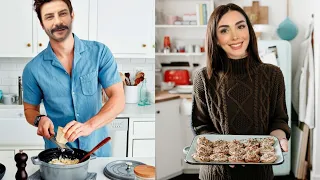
43;33;86;62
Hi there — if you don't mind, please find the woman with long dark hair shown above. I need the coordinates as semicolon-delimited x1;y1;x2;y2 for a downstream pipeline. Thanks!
191;3;290;180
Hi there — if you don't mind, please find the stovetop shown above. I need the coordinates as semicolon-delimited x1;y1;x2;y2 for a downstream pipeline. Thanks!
27;170;97;180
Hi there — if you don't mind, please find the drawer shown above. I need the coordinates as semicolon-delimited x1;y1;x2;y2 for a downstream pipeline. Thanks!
0;150;15;176
0;120;44;146
133;121;155;138
132;139;155;157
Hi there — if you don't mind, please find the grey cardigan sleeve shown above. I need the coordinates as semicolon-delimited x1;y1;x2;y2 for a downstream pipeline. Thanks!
191;69;216;135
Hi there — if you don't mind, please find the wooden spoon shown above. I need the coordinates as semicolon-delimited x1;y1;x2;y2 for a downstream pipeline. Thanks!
79;137;111;163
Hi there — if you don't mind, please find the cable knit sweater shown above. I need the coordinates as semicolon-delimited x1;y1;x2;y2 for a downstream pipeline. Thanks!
191;57;291;180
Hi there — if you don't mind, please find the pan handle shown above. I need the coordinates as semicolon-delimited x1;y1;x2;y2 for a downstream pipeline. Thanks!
183;146;190;155
31;156;42;165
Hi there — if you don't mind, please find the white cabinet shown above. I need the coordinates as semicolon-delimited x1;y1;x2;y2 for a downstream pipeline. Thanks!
156;99;183;180
96;0;154;56
36;0;90;53
0;150;15;179
128;118;155;157
0;0;33;56
132;139;155;157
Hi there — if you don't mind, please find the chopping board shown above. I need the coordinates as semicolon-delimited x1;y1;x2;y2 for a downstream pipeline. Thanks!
243;1;268;24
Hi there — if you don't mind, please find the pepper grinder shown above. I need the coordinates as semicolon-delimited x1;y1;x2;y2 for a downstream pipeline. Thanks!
14;150;28;180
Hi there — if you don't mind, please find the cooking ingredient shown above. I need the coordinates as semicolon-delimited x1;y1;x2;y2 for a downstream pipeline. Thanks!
49;157;79;165
56;126;68;144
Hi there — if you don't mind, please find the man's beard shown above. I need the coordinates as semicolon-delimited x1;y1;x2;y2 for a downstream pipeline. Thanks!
46;23;72;42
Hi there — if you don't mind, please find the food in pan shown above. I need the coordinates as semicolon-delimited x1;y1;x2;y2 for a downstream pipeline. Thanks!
260;137;275;147
49;157;79;165
229;146;246;156
244;150;260;163
260;152;277;163
259;145;275;155
244;138;261;147
192;136;279;163
197;136;213;147
227;139;245;149
192;153;210;162
228;154;245;163
209;153;229;162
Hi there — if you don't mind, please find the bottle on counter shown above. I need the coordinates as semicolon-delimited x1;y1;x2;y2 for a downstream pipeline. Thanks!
14;150;28;180
138;79;150;106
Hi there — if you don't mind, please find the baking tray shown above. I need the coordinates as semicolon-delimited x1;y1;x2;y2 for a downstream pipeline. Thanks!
184;134;284;165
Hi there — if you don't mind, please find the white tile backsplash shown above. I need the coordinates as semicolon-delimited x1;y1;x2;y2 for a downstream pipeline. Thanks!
0;58;155;97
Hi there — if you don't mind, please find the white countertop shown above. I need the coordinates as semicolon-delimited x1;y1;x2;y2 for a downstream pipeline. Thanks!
0;103;155;118
2;157;155;180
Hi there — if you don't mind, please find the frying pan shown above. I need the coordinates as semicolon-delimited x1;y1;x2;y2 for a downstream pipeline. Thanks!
0;163;5;180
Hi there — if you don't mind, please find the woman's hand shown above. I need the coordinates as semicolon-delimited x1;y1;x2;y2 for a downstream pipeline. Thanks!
279;138;289;152
270;129;288;152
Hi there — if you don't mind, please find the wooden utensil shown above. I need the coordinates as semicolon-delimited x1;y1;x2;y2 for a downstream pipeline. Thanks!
78;137;111;163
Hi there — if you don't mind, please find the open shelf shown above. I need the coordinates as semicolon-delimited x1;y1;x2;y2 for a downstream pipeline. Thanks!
156;52;205;56
155;25;207;28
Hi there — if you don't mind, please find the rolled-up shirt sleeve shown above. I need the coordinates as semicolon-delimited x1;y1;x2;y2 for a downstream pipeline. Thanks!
98;45;121;89
22;64;43;105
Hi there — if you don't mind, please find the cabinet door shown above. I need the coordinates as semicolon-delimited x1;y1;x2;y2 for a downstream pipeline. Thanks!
96;0;153;55
132;139;155;157
0;0;33;56
156;99;183;180
0;150;15;179
36;0;90;53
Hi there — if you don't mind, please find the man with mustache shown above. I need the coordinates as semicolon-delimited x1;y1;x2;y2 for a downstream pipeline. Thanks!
22;0;125;157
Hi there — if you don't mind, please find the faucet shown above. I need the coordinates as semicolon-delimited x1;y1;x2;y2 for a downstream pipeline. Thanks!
18;76;23;105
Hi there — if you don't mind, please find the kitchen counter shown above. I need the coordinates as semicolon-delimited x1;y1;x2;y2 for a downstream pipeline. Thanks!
155;90;192;103
0;103;155;118
2;157;155;180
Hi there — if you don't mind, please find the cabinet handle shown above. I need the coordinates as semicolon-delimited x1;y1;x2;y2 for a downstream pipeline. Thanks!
27;43;31;47
156;110;160;114
142;44;147;48
39;43;42;47
152;44;155;48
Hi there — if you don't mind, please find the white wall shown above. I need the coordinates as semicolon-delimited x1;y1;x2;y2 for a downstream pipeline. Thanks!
0;58;155;101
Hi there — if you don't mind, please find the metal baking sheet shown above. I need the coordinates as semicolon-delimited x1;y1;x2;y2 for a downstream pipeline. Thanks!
184;134;284;165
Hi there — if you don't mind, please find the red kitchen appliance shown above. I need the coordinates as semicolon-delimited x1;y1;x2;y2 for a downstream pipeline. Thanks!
164;69;190;85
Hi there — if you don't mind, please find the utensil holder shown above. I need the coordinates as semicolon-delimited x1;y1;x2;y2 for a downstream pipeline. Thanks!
124;86;139;104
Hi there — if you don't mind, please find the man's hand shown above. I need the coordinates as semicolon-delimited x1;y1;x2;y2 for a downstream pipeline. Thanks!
63;121;94;142
37;116;55;139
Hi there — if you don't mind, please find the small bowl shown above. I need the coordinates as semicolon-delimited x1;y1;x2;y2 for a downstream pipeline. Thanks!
0;163;6;180
161;82;175;91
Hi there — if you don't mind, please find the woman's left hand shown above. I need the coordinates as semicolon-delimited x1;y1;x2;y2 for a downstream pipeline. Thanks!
63;120;94;142
279;138;288;152
270;129;288;152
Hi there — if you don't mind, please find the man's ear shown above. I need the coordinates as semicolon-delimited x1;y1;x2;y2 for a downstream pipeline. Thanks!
71;11;74;21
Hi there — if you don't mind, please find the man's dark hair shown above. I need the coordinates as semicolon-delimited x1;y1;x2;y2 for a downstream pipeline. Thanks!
34;0;73;24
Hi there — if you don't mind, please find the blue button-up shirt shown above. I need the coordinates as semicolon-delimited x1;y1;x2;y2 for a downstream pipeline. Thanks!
22;34;121;157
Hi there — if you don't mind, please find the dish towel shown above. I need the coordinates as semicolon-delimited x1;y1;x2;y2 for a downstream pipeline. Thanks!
292;18;315;128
